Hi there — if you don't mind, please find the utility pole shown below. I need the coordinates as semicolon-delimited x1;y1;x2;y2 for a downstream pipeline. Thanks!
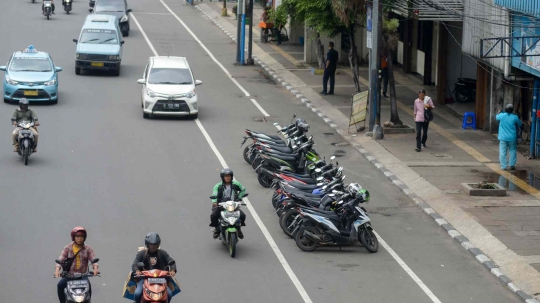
246;0;254;65
370;0;384;139
236;0;243;63
240;0;246;65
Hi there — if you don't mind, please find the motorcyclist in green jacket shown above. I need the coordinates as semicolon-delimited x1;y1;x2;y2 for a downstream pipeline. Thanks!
210;168;246;239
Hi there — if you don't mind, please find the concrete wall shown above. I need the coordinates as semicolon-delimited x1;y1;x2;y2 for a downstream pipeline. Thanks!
304;28;343;67
288;20;304;45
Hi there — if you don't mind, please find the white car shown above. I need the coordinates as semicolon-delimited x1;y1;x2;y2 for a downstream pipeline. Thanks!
137;56;202;119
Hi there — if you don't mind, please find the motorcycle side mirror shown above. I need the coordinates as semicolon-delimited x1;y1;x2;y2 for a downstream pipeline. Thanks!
91;258;99;263
55;259;63;265
336;161;339;166
242;193;249;198
127;8;132;13
209;195;217;199
167;260;175;265
137;262;144;270
316;176;323;181
72;39;78;44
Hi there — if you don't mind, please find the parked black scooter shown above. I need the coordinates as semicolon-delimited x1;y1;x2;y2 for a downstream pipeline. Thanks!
453;78;476;103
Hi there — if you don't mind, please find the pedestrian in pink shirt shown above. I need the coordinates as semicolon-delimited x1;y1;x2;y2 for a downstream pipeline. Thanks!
413;89;435;152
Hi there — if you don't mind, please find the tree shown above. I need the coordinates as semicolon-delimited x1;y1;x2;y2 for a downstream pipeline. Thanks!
331;0;366;92
382;15;402;125
278;0;344;70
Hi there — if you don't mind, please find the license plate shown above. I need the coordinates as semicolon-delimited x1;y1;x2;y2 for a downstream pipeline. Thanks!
148;278;166;284
165;103;180;109
68;280;88;285
91;62;104;67
24;90;38;96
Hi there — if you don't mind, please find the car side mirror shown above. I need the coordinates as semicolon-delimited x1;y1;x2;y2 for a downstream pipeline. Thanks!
127;8;132;13
55;67;63;72
89;8;93;12
72;39;78;44
137;262;144;270
91;258;99;263
195;80;203;86
121;41;125;45
167;260;175;265
137;79;145;84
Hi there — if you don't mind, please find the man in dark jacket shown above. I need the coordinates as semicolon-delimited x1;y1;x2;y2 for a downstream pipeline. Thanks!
132;233;176;303
210;168;246;239
321;42;338;95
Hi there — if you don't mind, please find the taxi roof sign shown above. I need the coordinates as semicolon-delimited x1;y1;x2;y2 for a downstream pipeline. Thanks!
22;45;38;53
91;16;109;22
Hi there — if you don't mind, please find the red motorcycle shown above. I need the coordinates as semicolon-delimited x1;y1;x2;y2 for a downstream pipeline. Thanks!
134;260;176;303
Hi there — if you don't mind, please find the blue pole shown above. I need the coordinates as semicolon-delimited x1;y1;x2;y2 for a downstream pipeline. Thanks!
240;14;246;65
533;78;540;158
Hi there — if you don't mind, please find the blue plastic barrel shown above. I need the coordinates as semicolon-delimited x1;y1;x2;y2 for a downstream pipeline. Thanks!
299;36;304;45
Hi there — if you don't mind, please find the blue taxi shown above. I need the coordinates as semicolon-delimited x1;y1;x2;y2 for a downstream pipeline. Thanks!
0;45;63;103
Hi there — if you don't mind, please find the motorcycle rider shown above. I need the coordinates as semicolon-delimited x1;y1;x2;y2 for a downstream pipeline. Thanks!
210;168;247;239
55;227;99;303
42;0;56;14
11;98;39;152
132;233;177;303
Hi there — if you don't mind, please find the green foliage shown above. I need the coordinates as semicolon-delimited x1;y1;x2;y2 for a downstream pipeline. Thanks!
279;0;345;38
383;18;399;34
268;5;288;27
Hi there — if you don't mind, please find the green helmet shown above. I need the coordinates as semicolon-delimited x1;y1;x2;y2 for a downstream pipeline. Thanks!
358;189;370;202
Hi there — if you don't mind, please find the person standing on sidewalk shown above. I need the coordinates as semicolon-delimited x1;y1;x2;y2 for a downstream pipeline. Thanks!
381;54;389;98
259;8;270;43
273;21;283;46
321;42;338;96
496;103;523;170
413;89;435;152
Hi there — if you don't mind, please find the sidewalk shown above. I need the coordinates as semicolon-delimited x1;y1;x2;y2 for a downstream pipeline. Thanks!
197;3;540;301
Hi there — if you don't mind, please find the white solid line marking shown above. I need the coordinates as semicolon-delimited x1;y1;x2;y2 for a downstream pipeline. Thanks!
374;231;443;303
132;12;313;303
250;99;270;117
160;0;251;97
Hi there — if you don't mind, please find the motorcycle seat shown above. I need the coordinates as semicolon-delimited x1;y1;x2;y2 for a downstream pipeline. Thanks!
281;171;312;178
283;181;320;190
263;152;297;161
249;132;283;141
266;145;294;153
301;207;341;220
255;140;287;147
286;188;323;198
259;148;295;158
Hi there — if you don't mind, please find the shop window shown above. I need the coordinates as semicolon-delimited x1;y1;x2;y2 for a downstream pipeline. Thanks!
418;21;433;52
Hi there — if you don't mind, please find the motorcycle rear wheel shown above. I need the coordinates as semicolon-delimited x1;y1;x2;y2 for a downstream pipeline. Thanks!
257;171;272;188
294;226;319;252
229;233;237;258
359;229;378;253
251;156;262;171
280;209;299;238
455;88;471;103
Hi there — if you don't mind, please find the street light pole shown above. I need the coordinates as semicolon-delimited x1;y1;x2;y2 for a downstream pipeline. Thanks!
370;0;384;139
246;0;254;65
236;0;243;63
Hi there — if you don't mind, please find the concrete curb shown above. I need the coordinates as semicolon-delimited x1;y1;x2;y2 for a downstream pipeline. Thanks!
194;5;538;303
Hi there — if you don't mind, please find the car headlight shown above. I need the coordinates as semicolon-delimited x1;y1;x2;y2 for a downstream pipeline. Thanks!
147;89;157;98
184;88;196;98
6;76;18;85
108;55;120;60
76;53;88;60
44;78;57;86
120;14;129;22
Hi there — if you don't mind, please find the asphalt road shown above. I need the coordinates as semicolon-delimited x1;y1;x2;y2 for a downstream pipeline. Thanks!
0;1;523;302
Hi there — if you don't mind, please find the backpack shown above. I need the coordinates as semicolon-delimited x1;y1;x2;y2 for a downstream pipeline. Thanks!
424;97;434;122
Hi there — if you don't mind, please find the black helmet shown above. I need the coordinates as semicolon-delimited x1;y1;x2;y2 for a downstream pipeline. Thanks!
220;168;234;182
505;103;514;113
19;98;29;111
145;232;161;248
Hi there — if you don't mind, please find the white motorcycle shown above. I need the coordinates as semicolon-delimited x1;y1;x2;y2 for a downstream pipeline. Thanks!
44;0;53;19
15;121;36;166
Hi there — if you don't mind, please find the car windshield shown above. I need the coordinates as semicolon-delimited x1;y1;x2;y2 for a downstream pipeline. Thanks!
9;57;52;72
94;0;125;11
80;29;118;44
148;68;192;85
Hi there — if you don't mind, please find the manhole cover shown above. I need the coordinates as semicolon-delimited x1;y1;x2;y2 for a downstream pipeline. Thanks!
331;142;350;147
253;118;264;122
324;132;335;136
432;153;453;158
334;150;347;154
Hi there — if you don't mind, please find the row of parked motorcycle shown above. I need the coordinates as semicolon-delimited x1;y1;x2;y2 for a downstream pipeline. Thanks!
240;115;379;253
